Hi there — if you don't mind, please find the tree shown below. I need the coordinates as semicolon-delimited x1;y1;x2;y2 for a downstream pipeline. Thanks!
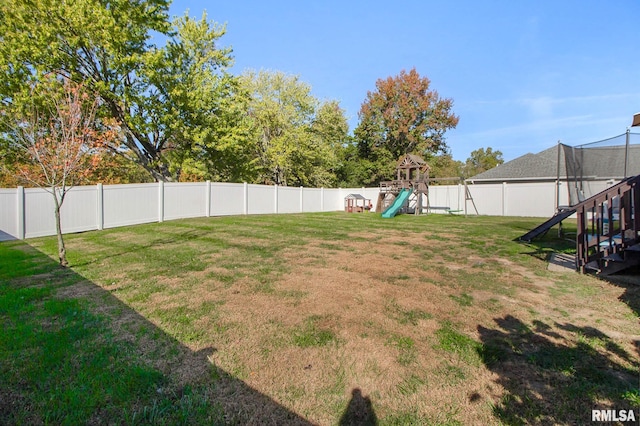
87;150;155;184
354;68;459;183
463;147;504;178
426;152;464;181
4;78;115;266
241;70;348;187
308;101;349;187
0;1;240;182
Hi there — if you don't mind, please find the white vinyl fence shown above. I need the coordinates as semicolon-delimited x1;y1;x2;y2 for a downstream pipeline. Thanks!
0;182;378;241
0;180;615;241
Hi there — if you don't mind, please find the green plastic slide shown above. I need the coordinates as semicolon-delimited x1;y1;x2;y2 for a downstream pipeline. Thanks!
381;189;412;218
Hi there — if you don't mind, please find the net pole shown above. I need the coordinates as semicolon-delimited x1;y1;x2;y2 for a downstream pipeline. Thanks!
556;141;561;211
624;127;630;178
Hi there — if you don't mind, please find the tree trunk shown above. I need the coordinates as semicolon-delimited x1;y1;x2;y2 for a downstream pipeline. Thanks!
52;190;68;267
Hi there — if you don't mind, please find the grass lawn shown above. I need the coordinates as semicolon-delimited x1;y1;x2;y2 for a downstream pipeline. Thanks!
1;212;639;425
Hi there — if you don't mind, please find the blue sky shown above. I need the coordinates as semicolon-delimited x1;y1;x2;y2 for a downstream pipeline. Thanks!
169;1;640;162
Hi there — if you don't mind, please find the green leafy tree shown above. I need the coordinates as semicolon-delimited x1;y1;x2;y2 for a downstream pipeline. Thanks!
426;152;464;182
308;101;349;187
463;147;504;178
354;68;459;183
0;1;240;182
241;70;348;187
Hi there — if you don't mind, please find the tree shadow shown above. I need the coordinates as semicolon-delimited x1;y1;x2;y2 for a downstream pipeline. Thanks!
0;241;313;424
338;388;378;426
0;229;17;242
602;268;640;326
477;315;639;425
71;227;209;267
520;230;640;324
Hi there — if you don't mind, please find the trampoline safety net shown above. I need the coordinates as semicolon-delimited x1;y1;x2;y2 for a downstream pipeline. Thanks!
560;132;640;206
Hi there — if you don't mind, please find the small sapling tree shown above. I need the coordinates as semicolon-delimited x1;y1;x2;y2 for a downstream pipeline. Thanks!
6;78;115;266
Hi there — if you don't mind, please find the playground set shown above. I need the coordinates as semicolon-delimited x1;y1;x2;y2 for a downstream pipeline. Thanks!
377;155;430;218
375;154;467;218
520;131;640;274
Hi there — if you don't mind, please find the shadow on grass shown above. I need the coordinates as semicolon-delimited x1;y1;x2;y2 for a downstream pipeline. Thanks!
477;315;639;425
519;226;640;331
0;241;312;424
339;388;378;426
70;227;209;268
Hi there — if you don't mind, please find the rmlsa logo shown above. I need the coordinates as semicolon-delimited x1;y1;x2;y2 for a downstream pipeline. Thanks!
592;409;636;422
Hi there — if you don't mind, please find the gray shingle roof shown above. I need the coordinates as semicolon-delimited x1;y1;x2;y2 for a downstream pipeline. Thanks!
469;144;640;182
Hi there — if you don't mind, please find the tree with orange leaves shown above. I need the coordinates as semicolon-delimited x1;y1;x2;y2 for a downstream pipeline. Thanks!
4;78;116;266
353;68;459;183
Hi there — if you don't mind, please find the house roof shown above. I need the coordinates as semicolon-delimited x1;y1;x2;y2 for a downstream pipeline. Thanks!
469;143;640;182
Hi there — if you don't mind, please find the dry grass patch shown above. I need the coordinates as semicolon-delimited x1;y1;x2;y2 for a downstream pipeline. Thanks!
12;213;639;424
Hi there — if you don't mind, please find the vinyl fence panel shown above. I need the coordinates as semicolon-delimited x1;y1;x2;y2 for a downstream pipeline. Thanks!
60;186;99;234
302;188;322;212
164;182;207;220
465;183;504;216
103;183;159;228
429;185;463;213
23;188;56;238
504;182;556;217
247;184;275;215
0;189;18;241
277;186;301;214
210;183;244;216
323;188;342;212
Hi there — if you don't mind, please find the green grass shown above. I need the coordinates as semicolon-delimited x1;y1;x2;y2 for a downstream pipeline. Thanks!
435;321;482;366
385;334;418;366
385;299;432;325
449;292;474;307
0;243;224;424
292;315;338;348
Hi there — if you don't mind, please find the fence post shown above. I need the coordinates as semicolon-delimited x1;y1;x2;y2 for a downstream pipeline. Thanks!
502;182;507;216
205;180;211;217
158;181;164;223
17;186;25;240
97;183;104;230
243;182;248;215
321;187;324;212
300;186;304;213
274;184;279;214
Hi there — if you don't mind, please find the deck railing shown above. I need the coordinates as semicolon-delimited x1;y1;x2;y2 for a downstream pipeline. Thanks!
575;175;640;272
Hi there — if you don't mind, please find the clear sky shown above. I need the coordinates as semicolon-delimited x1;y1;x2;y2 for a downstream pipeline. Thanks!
168;1;640;162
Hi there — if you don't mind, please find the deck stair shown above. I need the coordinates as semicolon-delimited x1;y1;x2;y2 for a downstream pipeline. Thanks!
575;175;640;274
520;174;640;274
